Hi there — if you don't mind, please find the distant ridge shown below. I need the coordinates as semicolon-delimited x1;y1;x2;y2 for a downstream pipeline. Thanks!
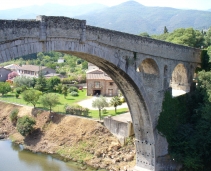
0;1;211;35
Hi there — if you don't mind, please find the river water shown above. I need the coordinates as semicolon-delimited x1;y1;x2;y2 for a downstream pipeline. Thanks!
0;140;99;171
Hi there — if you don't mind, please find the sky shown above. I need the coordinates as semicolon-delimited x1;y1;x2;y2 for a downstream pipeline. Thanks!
0;0;211;11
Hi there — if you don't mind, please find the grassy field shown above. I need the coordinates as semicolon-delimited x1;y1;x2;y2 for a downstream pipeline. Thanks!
0;89;129;119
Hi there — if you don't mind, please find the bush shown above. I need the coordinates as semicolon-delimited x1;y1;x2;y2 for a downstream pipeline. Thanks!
65;105;89;116
9;108;19;124
17;116;36;136
70;91;78;96
69;86;78;93
102;108;107;114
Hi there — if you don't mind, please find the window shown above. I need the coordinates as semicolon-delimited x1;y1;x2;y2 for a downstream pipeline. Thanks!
94;82;100;88
109;82;113;86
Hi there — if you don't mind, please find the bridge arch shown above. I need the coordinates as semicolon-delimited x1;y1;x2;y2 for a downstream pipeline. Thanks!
0;16;201;171
170;63;189;92
137;58;160;76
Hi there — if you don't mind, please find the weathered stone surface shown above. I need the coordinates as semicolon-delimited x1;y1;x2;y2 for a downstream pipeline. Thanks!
0;15;201;171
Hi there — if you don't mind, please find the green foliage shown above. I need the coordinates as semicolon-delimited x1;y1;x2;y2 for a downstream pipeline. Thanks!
0;82;12;96
69;86;78;93
62;85;68;98
151;27;208;48
70;91;79;97
139;32;150;37
92;96;109;120
34;73;47;92
15;87;23;94
17;116;36;136
9;108;19;124
46;76;61;91
164;26;168;34
13;76;35;88
200;49;211;72
54;83;63;94
40;93;59;113
157;69;211;170
65;104;89;116
22;89;42;108
110;96;122;114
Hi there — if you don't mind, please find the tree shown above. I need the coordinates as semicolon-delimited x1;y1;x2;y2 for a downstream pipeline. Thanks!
40;93;59;113
35;73;47;92
46;76;61;91
0;82;11;96
164;26;168;34
110;96;122;114
139;32;150;37
92;96;109;120
54;83;63;93
8;71;18;80
62;85;68;98
13;76;35;88
17;116;36;136
22;89;42;108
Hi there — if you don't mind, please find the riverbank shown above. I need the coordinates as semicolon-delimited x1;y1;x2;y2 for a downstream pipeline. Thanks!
0;101;135;171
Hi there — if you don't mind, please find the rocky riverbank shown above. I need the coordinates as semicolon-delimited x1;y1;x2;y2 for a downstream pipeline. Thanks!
0;101;136;171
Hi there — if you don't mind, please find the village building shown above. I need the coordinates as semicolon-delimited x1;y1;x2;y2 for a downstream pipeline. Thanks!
0;67;12;82
17;65;56;78
58;57;65;63
86;63;119;96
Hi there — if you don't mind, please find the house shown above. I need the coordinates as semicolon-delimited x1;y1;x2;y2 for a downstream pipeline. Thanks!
4;64;21;74
86;68;119;96
0;67;12;82
17;65;56;78
58;57;64;63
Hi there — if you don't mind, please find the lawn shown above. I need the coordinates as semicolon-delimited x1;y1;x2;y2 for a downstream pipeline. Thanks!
88;108;129;119
0;89;129;119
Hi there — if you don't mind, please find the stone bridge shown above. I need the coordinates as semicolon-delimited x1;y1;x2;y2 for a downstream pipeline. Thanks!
0;16;201;171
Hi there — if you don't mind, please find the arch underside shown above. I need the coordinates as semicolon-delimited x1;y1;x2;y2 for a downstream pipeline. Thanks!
171;63;189;92
0;39;156;170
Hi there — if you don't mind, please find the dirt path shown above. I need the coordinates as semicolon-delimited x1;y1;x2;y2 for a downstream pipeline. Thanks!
77;97;128;110
0;101;135;171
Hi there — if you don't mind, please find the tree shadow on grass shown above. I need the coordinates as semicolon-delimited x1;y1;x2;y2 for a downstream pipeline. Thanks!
64;97;76;101
1;94;14;98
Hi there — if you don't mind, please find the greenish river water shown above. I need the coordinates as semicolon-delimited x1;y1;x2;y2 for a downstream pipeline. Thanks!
0;140;100;171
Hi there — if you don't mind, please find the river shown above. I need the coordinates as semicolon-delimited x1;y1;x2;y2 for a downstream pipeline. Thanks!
0;140;100;171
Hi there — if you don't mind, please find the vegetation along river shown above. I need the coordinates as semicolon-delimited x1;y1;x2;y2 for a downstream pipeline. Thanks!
0;140;101;171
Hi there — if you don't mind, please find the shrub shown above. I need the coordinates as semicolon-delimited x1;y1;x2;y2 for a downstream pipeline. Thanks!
9;108;19;124
69;86;78;93
15;87;23;94
102;108;107;114
70;91;78;96
17;116;36;136
65;105;89;116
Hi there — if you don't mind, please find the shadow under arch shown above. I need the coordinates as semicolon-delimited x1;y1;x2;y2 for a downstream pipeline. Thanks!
170;63;189;96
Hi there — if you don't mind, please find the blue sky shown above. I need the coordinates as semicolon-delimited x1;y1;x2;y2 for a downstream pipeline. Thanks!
0;0;211;10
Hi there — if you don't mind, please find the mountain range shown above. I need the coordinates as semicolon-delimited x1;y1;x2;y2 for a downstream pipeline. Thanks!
0;1;211;35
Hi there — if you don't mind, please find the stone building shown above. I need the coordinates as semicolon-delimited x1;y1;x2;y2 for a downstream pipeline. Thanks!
86;69;119;96
0;67;12;82
17;65;56;78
